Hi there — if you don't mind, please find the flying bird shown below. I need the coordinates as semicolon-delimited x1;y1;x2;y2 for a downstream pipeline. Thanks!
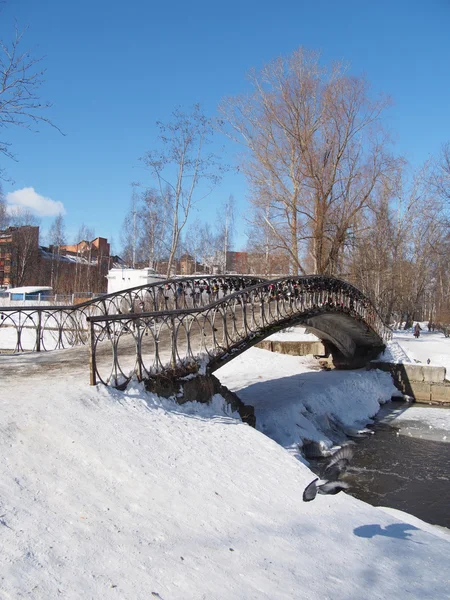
302;445;354;502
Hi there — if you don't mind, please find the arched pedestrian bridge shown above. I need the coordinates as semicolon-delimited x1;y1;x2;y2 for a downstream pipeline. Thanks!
87;275;391;387
0;275;391;388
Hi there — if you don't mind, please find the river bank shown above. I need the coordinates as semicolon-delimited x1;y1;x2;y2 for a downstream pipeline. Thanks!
216;331;450;531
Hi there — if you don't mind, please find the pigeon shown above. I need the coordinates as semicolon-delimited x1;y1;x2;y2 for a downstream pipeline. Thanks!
302;445;354;502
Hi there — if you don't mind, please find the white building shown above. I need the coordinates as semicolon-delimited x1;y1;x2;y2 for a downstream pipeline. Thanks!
106;268;166;294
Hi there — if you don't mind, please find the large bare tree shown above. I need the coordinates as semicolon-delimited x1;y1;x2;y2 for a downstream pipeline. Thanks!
220;47;398;275
141;105;224;277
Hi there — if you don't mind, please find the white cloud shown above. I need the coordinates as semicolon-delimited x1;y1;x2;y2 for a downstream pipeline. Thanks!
6;187;66;217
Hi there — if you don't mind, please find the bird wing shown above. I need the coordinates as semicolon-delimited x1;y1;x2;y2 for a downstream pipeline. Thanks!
317;480;349;495
302;478;319;502
324;445;354;480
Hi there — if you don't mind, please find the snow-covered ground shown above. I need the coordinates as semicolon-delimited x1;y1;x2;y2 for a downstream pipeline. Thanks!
217;347;397;456
393;327;450;373
1;327;450;599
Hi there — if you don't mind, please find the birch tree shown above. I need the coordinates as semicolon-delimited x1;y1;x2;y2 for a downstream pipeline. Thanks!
141;105;223;277
184;218;205;273
432;142;450;202
214;194;235;273
138;187;170;270
73;223;94;291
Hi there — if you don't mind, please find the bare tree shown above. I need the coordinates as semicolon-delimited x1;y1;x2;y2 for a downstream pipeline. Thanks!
8;205;39;227
184;218;205;273
75;223;95;244
0;181;8;228
246;204;288;276
349;161;447;325
6;207;40;286
141;105;224;277
432;142;450;202
120;185;170;270
120;212;134;267
0;17;60;178
198;222;217;273
73;222;95;291
220;47;397;275
214;194;235;273
138;187;170;270
120;183;142;268
48;212;66;291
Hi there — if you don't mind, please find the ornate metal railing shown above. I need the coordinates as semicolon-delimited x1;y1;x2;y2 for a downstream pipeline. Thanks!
0;275;265;353
87;276;392;387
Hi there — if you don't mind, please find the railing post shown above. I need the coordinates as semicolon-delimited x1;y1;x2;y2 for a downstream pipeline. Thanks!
89;319;97;386
36;310;41;352
135;318;143;381
170;316;177;370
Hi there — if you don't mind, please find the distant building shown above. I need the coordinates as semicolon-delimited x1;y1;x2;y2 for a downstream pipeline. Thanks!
226;251;249;274
178;253;207;275
0;225;121;294
106;267;166;294
226;251;289;275
55;237;111;267
4;286;53;301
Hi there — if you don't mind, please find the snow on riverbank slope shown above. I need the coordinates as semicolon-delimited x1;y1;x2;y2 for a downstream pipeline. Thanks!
1;348;449;599
217;347;397;455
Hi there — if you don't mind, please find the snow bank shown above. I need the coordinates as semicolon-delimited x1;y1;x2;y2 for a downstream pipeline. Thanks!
1;375;449;600
217;347;397;456
1;330;449;599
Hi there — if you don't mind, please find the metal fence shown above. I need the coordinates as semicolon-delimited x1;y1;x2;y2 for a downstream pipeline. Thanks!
0;275;265;353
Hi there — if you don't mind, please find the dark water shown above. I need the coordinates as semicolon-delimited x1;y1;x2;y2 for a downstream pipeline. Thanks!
314;402;450;529
348;430;450;528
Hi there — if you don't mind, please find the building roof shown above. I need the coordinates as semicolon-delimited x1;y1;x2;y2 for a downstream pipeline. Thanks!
6;286;53;294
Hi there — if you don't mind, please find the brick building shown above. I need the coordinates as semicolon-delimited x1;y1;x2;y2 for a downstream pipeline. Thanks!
0;226;40;288
226;251;290;275
0;226;117;293
55;237;111;265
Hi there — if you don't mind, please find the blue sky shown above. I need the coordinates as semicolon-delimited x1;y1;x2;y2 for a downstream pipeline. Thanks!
1;0;449;252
